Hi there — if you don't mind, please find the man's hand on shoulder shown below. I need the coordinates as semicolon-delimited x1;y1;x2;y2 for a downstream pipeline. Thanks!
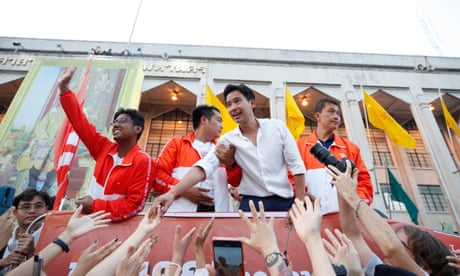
215;144;236;166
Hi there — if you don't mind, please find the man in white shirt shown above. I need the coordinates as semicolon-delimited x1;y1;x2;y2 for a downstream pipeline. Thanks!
154;84;306;212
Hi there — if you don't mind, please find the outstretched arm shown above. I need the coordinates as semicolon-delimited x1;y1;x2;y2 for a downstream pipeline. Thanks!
72;238;121;276
289;197;335;276
238;200;292;276
337;166;374;269
87;206;161;276
6;206;110;276
329;162;424;276
115;237;155;276
164;225;196;275
153;166;206;214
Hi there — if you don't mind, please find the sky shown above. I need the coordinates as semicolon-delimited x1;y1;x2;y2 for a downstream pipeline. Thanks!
1;0;460;57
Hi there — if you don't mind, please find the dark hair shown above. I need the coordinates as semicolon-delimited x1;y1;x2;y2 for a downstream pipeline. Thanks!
113;108;145;140
314;98;340;113
13;188;51;208
192;105;220;129
402;225;457;276
223;84;255;102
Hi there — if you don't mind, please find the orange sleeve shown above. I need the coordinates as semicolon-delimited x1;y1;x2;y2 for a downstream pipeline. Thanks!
226;163;242;187
154;138;181;194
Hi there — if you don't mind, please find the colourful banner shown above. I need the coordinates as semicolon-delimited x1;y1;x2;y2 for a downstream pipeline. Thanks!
0;58;143;200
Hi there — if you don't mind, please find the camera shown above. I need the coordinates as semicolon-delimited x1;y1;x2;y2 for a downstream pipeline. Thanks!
310;143;355;173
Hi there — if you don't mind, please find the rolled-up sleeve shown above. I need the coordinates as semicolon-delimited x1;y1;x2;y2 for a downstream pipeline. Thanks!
194;147;221;178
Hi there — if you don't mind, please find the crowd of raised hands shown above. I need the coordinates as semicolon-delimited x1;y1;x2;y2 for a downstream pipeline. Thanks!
2;162;460;275
0;196;341;275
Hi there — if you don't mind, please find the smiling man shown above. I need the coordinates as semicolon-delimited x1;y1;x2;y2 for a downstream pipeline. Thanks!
58;67;155;222
154;84;306;212
296;98;373;214
154;105;242;212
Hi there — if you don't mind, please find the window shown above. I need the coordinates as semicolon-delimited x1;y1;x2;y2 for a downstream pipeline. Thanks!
404;121;433;168
145;108;193;158
418;185;448;212
406;151;432;168
367;128;394;167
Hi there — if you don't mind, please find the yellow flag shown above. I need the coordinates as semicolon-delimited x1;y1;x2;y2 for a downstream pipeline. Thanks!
205;84;237;135
441;98;460;137
285;85;305;139
363;90;416;149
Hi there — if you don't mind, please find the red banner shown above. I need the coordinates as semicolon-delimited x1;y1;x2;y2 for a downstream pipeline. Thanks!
36;211;460;275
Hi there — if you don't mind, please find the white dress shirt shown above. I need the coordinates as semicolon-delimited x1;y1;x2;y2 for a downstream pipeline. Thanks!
168;140;229;212
195;119;306;198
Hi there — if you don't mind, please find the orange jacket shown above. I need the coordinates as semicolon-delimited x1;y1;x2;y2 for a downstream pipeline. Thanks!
154;132;241;194
297;132;373;204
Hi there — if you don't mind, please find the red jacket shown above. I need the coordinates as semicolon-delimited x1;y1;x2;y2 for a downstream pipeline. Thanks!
154;132;241;194
297;132;373;204
60;91;155;221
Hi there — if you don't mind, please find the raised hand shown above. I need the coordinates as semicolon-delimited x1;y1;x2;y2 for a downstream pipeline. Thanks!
171;225;196;264
60;205;111;243
195;218;215;269
446;249;460;270
115;236;156;276
323;228;363;276
0;207;15;249
327;160;360;203
289;197;322;243
58;67;76;93
72;238;122;276
165;225;196;274
152;193;175;216
136;205;162;235
238;200;278;256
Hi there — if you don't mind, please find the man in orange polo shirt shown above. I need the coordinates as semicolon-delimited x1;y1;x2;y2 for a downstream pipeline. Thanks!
297;98;373;214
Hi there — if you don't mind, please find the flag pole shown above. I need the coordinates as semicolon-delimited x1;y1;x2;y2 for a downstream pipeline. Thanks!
361;85;371;138
361;85;381;196
127;0;144;52
384;160;393;220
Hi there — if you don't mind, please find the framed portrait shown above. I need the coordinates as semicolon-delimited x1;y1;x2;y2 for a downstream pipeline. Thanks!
0;57;144;200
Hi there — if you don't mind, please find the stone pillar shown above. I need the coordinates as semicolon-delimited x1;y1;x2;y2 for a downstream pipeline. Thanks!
340;81;385;211
410;86;460;230
271;81;286;120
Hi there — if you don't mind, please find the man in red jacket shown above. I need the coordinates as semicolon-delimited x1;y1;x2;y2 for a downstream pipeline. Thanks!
58;67;155;222
154;105;241;212
297;98;373;214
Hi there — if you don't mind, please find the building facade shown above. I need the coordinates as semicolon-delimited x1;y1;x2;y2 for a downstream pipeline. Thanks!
0;37;459;231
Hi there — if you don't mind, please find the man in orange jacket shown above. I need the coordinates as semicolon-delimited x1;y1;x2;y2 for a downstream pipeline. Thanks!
297;98;373;214
154;105;241;212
